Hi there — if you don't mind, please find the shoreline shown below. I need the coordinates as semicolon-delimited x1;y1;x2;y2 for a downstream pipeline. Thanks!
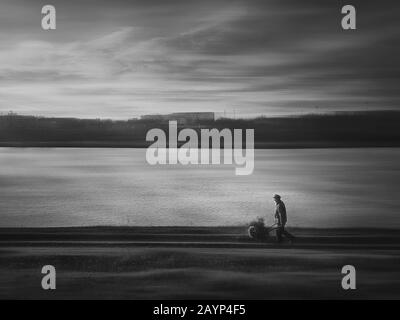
1;226;400;249
1;142;400;149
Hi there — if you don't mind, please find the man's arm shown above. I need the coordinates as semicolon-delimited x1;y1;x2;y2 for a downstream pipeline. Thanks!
275;207;281;226
277;203;287;226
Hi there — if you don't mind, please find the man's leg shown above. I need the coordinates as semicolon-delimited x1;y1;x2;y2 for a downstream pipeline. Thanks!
282;226;295;241
275;227;283;243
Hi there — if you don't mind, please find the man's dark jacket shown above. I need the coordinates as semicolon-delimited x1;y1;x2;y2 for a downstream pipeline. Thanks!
275;200;287;226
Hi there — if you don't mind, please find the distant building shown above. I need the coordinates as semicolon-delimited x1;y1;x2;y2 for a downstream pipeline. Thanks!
141;112;215;124
140;114;165;121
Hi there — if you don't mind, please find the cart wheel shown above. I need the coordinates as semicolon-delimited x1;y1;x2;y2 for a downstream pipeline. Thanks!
248;226;257;239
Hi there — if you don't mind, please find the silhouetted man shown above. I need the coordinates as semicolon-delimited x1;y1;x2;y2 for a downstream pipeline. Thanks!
273;194;295;243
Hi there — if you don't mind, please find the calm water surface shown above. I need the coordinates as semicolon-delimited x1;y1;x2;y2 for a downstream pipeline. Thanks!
0;148;399;228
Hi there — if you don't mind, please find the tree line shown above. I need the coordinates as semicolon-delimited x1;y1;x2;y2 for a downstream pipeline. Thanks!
0;110;399;148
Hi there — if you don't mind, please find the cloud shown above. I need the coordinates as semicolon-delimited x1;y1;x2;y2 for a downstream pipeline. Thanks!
0;0;399;118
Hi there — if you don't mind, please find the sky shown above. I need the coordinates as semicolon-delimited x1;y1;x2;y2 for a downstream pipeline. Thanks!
0;0;399;119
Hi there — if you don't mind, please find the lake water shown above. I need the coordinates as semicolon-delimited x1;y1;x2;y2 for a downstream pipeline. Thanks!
0;147;399;228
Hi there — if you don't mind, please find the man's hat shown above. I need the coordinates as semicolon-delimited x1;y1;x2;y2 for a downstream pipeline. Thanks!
273;194;281;199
